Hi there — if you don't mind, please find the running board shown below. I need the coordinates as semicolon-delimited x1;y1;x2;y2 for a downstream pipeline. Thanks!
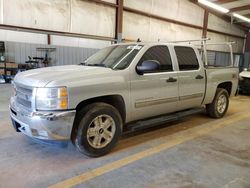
124;108;205;134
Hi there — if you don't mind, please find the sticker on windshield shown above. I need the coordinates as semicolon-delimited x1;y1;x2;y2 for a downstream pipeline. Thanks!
127;46;142;50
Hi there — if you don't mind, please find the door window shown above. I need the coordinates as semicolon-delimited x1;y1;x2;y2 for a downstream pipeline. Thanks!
175;46;199;71
138;46;173;72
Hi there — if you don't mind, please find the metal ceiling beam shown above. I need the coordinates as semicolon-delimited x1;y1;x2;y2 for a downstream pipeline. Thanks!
115;0;123;43
47;34;51;45
83;0;118;8
0;24;115;41
202;9;209;38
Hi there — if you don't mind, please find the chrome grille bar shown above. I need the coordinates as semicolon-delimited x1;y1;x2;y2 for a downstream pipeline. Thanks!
15;84;33;110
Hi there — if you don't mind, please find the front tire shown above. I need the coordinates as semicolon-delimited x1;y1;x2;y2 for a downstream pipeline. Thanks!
206;88;229;118
73;103;122;157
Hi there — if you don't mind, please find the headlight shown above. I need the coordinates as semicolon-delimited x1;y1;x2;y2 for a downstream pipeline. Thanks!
36;87;68;110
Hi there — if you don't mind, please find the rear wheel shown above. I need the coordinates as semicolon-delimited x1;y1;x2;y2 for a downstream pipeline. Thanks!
73;103;122;157
206;88;229;118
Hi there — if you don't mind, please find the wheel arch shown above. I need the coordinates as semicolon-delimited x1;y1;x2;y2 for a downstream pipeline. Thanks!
217;82;232;96
76;95;126;122
71;95;126;141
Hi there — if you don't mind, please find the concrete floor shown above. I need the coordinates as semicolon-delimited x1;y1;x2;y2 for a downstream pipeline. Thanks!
0;84;250;188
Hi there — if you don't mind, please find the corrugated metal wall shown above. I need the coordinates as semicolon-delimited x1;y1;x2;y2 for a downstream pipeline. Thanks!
207;51;240;67
244;53;250;69
4;41;98;66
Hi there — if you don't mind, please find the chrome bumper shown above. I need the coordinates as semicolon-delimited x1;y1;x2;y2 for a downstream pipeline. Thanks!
9;97;76;141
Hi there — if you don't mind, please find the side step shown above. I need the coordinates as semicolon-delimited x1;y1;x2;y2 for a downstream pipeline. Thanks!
124;108;205;134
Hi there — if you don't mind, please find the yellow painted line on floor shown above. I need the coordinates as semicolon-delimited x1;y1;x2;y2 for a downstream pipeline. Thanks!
49;112;250;188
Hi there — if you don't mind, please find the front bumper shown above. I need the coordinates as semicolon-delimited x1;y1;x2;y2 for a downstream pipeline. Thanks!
10;97;76;141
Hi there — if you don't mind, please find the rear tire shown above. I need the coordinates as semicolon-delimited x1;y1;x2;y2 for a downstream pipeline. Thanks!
206;88;229;118
72;103;122;157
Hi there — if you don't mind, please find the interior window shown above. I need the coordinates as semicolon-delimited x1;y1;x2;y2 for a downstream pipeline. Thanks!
138;45;173;72
174;46;199;71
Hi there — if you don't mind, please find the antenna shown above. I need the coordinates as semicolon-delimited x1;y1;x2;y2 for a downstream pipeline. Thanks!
137;38;142;42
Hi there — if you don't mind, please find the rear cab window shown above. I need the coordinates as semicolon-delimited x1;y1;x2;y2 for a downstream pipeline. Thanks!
174;46;199;71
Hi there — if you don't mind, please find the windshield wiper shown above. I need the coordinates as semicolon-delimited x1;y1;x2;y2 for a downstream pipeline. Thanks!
79;62;108;68
79;62;86;65
86;64;107;68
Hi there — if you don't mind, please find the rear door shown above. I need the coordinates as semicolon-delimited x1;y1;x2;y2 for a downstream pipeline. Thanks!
174;46;206;110
130;45;179;121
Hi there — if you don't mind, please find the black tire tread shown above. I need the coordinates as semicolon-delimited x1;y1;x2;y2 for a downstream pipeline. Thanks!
73;102;122;157
206;88;229;118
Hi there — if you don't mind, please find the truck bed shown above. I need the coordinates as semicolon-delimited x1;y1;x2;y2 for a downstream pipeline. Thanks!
202;67;239;105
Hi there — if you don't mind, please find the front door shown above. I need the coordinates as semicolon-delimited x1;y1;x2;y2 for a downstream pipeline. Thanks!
130;45;179;122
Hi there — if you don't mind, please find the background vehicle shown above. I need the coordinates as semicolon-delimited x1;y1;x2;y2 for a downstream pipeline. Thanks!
239;68;250;94
10;39;238;157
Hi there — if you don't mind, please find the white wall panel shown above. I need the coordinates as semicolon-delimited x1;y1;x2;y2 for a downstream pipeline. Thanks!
3;0;70;31
235;9;250;15
207;32;244;53
221;0;250;9
0;0;3;24
51;35;110;49
102;0;116;4
123;12;202;42
149;19;202;42
208;14;245;37
125;0;152;13
0;29;47;44
123;12;150;41
71;0;115;37
2;0;116;37
124;0;204;26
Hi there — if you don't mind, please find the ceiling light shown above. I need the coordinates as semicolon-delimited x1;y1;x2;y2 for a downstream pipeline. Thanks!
198;0;229;13
233;13;250;23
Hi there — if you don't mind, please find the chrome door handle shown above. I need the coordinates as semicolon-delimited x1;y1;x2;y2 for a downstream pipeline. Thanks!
195;75;204;79
166;77;177;83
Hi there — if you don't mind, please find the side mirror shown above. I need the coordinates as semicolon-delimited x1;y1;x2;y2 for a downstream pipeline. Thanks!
136;60;160;75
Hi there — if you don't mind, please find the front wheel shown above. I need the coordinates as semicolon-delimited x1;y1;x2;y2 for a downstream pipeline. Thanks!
206;88;229;118
73;103;122;157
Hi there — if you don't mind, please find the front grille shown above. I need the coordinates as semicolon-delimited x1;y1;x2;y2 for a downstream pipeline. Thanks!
243;78;250;84
240;78;250;86
15;84;33;109
240;78;250;93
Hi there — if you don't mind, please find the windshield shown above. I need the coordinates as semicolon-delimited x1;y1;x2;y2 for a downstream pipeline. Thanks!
84;45;142;70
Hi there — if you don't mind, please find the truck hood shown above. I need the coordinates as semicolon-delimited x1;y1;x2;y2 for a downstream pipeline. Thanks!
240;71;250;78
14;65;114;87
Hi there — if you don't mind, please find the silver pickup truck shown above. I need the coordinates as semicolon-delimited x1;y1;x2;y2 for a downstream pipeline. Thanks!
10;42;238;156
